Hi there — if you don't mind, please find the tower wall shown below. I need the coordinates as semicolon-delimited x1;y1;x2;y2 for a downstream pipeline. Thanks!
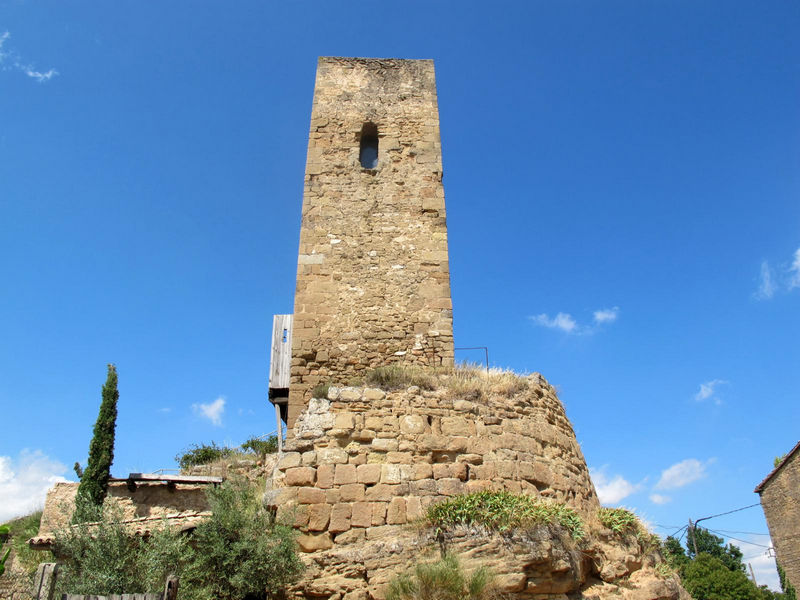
289;58;454;426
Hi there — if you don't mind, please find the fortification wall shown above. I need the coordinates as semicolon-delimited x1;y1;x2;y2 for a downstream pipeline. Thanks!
267;372;599;553
289;57;454;426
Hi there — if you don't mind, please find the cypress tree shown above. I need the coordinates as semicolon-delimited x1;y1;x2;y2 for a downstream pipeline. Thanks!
73;364;119;523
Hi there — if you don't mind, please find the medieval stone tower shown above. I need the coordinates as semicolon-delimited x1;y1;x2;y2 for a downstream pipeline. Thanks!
285;57;454;427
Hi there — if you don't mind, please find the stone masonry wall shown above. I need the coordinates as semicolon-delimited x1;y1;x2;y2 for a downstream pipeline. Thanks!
266;372;599;555
759;448;800;590
289;57;454;427
38;481;211;534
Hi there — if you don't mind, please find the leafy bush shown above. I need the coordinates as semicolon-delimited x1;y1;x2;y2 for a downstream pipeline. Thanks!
366;365;437;391
53;506;188;595
597;507;639;534
181;479;303;600
426;490;585;540
241;435;279;457
175;441;233;470
386;553;500;600
52;480;303;599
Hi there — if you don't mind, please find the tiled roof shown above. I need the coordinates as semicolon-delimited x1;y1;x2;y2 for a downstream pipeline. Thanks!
28;510;211;549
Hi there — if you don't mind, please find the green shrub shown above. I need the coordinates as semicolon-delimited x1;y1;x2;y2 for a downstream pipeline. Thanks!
175;442;233;470
53;506;189;595
386;553;499;600
426;490;585;540
52;480;303;599
597;507;639;534
366;365;437;391
240;435;279;456
311;383;330;399
181;479;303;600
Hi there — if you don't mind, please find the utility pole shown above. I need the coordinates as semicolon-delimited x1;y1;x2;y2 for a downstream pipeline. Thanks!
748;563;758;586
689;519;698;557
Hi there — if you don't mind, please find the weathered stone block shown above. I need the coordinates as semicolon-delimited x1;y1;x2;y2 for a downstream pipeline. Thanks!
339;483;366;502
371;502;387;526
318;447;349;464
307;503;331;531
399;414;427;434
278;452;302;470
297;532;333;552
285;467;316;486
406;496;423;521
298;487;326;504
334;412;356;429
329;503;352;533
371;438;399;452
357;463;382;484
316;464;335;489
334;464;357;485
437;478;464;496
386;498;407;524
351;502;372;528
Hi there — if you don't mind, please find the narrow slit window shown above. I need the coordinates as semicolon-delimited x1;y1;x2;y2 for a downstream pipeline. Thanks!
359;123;378;169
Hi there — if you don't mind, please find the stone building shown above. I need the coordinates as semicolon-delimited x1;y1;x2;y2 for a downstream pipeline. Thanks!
279;57;454;428
755;440;800;590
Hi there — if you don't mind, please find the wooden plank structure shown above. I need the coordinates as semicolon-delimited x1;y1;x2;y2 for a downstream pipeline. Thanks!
109;473;222;492
33;565;178;600
268;314;293;452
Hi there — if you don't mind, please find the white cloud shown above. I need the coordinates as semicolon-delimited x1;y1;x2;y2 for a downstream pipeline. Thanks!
530;307;619;335
789;248;800;290
24;67;57;82
0;30;58;83
755;261;776;300
590;467;642;504
0;449;70;522
593;307;619;324
193;396;226;426
655;458;711;490
530;312;577;333
649;493;671;505
694;379;728;404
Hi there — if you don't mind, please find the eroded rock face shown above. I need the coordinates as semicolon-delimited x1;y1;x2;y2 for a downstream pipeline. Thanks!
285;523;689;600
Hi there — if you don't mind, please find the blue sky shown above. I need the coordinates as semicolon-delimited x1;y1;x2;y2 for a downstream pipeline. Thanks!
1;0;798;589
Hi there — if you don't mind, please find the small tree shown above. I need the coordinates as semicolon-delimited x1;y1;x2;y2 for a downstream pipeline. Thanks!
73;364;119;523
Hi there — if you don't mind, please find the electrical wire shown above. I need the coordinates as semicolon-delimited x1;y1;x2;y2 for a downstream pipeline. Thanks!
706;528;772;549
695;503;761;522
712;529;771;537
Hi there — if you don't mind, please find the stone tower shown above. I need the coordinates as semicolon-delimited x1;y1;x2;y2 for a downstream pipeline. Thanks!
287;57;454;426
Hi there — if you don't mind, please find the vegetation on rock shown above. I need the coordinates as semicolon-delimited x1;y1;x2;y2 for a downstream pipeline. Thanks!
597;507;639;534
386;553;500;600
1;511;49;576
176;435;279;470
73;364;119;523
426;490;585;540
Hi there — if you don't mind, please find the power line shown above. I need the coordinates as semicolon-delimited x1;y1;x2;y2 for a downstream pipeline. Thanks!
695;503;761;523
706;528;772;549
713;529;771;537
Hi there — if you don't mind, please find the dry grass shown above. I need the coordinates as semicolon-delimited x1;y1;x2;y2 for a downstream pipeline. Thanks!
342;363;534;401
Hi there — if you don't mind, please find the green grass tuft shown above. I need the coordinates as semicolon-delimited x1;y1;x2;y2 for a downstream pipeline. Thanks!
597;507;639;534
426;490;585;540
365;365;438;391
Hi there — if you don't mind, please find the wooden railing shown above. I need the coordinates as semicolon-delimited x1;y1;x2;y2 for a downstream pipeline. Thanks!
33;564;178;600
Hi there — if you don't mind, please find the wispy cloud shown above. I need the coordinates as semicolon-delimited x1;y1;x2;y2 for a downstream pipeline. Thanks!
655;458;712;490
0;31;58;83
593;307;619;324
755;261;776;300
193;396;226;426
530;312;577;333
694;379;728;405
755;247;800;299
649;493;671;505
590;467;643;504
789;248;800;290
0;449;70;522
530;307;620;335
